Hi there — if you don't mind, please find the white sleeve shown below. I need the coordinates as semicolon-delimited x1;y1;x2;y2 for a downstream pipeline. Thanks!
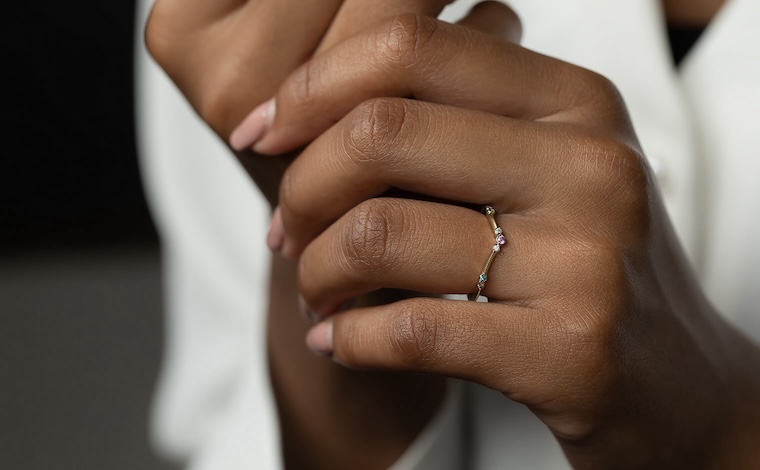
135;0;280;465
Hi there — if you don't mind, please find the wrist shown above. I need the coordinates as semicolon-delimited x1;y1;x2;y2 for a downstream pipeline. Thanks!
267;256;446;469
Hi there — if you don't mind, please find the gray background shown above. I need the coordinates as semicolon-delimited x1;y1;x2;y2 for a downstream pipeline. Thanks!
2;0;179;467
0;245;179;470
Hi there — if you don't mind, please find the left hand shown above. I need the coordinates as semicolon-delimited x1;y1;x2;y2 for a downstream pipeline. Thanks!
234;5;760;468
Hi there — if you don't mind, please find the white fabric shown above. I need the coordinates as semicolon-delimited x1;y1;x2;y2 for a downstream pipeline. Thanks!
135;1;278;467
135;0;760;468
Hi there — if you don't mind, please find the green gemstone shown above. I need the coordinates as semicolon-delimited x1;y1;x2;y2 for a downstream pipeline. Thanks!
479;274;488;282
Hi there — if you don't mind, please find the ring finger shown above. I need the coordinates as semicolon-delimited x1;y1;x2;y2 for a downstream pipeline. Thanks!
298;197;588;317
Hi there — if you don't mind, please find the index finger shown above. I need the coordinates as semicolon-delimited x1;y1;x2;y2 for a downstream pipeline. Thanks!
316;0;454;53
232;11;599;156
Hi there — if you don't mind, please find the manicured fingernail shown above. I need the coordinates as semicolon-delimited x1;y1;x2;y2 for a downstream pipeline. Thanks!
266;207;284;252
306;321;333;356
229;98;275;151
298;295;320;323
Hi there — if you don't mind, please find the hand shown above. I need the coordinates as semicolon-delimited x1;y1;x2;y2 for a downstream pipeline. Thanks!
146;2;481;469
234;6;760;468
145;0;454;204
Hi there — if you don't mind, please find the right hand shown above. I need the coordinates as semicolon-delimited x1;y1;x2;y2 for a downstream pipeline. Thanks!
145;0;454;204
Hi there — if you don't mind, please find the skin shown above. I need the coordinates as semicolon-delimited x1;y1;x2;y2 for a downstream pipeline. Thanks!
662;0;726;26
146;1;456;468
146;0;757;468
247;3;760;469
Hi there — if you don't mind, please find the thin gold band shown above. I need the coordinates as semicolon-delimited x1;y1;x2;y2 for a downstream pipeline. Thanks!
468;206;506;302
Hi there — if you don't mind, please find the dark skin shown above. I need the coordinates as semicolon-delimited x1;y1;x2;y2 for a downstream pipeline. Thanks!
147;2;455;468
146;0;759;468
662;0;726;26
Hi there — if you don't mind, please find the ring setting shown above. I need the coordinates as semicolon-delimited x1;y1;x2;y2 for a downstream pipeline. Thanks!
468;206;506;302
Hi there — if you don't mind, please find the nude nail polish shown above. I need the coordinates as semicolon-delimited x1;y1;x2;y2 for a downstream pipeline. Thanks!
266;207;284;252
229;98;275;151
306;321;333;356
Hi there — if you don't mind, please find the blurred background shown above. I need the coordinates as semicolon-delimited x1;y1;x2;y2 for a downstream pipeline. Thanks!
2;1;177;468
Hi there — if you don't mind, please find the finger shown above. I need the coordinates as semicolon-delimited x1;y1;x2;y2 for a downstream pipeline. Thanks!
457;1;522;42
228;2;523;149
149;0;246;27
277;98;588;257
316;0;453;53
305;297;563;404
227;0;452;147
148;0;344;136
297;198;584;317
300;200;493;314
232;10;599;156
226;0;458;146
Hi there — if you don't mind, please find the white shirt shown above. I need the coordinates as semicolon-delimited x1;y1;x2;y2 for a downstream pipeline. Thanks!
135;0;760;468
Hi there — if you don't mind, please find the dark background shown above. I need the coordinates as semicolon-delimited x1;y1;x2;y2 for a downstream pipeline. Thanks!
3;1;155;248
2;1;178;469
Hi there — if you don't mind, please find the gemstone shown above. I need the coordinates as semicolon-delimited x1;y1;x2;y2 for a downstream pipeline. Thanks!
496;227;503;236
479;274;488;283
493;244;500;253
497;234;506;245
485;206;495;215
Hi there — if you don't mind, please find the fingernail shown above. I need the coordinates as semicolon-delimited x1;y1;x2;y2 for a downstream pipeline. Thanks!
229;98;275;151
298;295;320;323
306;321;333;356
266;207;284;252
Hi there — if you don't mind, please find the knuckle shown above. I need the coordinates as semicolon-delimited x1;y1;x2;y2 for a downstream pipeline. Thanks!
375;14;440;68
554;312;612;381
285;59;319;112
583;71;621;101
344;98;410;168
573;134;649;210
387;301;444;369
566;246;633;343
340;199;404;276
195;83;240;135
567;238;628;297
144;2;174;66
574;69;624;107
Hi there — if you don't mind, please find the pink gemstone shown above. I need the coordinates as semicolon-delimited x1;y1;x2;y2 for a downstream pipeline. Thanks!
497;234;506;245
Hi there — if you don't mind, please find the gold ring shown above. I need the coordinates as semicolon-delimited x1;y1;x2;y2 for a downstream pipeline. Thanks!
468;206;506;301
